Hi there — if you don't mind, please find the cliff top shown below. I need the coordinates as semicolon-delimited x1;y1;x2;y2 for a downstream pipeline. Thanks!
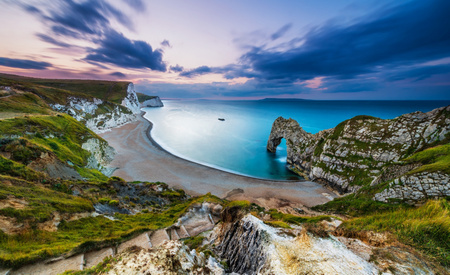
0;73;130;104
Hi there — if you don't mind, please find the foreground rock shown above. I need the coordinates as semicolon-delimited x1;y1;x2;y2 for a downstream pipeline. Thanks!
267;106;450;202
84;211;442;275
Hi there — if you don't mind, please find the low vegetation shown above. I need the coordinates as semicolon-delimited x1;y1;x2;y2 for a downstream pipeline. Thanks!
267;209;333;225
405;144;450;174
136;92;156;103
342;199;450;267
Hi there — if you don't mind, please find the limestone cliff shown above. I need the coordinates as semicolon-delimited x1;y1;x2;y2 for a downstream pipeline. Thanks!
267;106;450;202
142;96;164;107
51;83;140;133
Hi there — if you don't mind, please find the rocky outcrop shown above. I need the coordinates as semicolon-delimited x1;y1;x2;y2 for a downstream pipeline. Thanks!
51;83;140;133
81;138;116;176
211;214;439;274
374;172;450;203
142;96;164;107
267;106;450;198
106;241;224;275
121;83;141;114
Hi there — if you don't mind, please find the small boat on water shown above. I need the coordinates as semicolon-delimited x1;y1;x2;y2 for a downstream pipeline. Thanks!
218;118;225;121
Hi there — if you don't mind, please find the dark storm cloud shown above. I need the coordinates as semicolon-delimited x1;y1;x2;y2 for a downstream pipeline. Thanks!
170;64;184;72
0;57;52;70
85;30;166;71
20;0;165;71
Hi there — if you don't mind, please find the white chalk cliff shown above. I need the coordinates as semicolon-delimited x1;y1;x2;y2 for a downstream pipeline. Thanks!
142;96;164;107
51;83;141;133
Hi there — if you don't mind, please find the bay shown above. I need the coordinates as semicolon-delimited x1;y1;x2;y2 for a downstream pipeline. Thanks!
143;100;450;180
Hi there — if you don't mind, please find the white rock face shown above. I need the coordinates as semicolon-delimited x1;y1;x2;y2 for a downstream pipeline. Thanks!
121;83;141;114
81;138;117;176
106;240;225;275
217;214;379;274
50;83;141;133
142;96;164;107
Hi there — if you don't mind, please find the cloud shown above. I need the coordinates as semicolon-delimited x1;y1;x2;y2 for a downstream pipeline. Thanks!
386;64;450;82
170;64;184;72
180;66;212;77
122;0;146;12
109;71;126;78
0;57;52;70
270;23;292;40
36;33;71;48
84;30;166;71
20;0;165;72
161;39;171;48
180;0;450;91
242;0;450;82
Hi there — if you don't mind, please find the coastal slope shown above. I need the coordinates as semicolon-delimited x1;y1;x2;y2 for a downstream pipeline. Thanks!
267;106;450;203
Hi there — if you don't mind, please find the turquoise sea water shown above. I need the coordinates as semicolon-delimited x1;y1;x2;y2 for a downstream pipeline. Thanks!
143;100;450;180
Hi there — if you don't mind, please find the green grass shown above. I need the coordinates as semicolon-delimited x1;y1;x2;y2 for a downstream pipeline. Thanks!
184;235;205;249
0;93;51;115
224;200;252;209
0;114;103;170
313;193;409;216
404;144;450;174
0;177;93;223
0;74;130;105
0;193;223;268
267;209;333;225
264;220;292;229
0;156;44;181
342;199;450;267
136;92;156;103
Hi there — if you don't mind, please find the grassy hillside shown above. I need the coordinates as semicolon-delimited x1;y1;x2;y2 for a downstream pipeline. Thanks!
0;73;129;104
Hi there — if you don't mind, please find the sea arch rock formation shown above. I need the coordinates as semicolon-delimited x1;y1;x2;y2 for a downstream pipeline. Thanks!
266;106;450;200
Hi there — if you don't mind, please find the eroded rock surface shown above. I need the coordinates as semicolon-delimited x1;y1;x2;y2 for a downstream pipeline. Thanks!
51;83;140;133
267;106;450;201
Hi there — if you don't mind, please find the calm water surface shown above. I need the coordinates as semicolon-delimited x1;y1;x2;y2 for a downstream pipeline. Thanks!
143;100;450;180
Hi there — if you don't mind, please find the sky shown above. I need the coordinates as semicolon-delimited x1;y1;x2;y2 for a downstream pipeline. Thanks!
0;0;449;100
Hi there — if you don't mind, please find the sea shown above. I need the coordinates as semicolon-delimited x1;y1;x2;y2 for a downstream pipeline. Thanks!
142;100;450;180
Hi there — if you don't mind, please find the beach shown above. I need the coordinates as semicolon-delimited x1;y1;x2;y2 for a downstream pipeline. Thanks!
99;114;337;209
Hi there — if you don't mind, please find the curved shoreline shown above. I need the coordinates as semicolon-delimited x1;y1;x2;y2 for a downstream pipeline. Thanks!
99;113;337;207
140;111;305;183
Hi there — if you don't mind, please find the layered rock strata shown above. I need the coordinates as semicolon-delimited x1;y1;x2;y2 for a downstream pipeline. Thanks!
267;106;450;201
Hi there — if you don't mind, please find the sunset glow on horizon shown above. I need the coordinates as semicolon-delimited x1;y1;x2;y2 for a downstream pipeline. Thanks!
1;0;449;100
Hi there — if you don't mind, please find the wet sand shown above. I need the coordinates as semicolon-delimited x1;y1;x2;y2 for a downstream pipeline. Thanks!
99;114;337;208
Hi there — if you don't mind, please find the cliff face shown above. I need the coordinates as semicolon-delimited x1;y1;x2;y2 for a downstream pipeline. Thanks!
142;96;164;107
51;83;140;133
267;106;450;201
